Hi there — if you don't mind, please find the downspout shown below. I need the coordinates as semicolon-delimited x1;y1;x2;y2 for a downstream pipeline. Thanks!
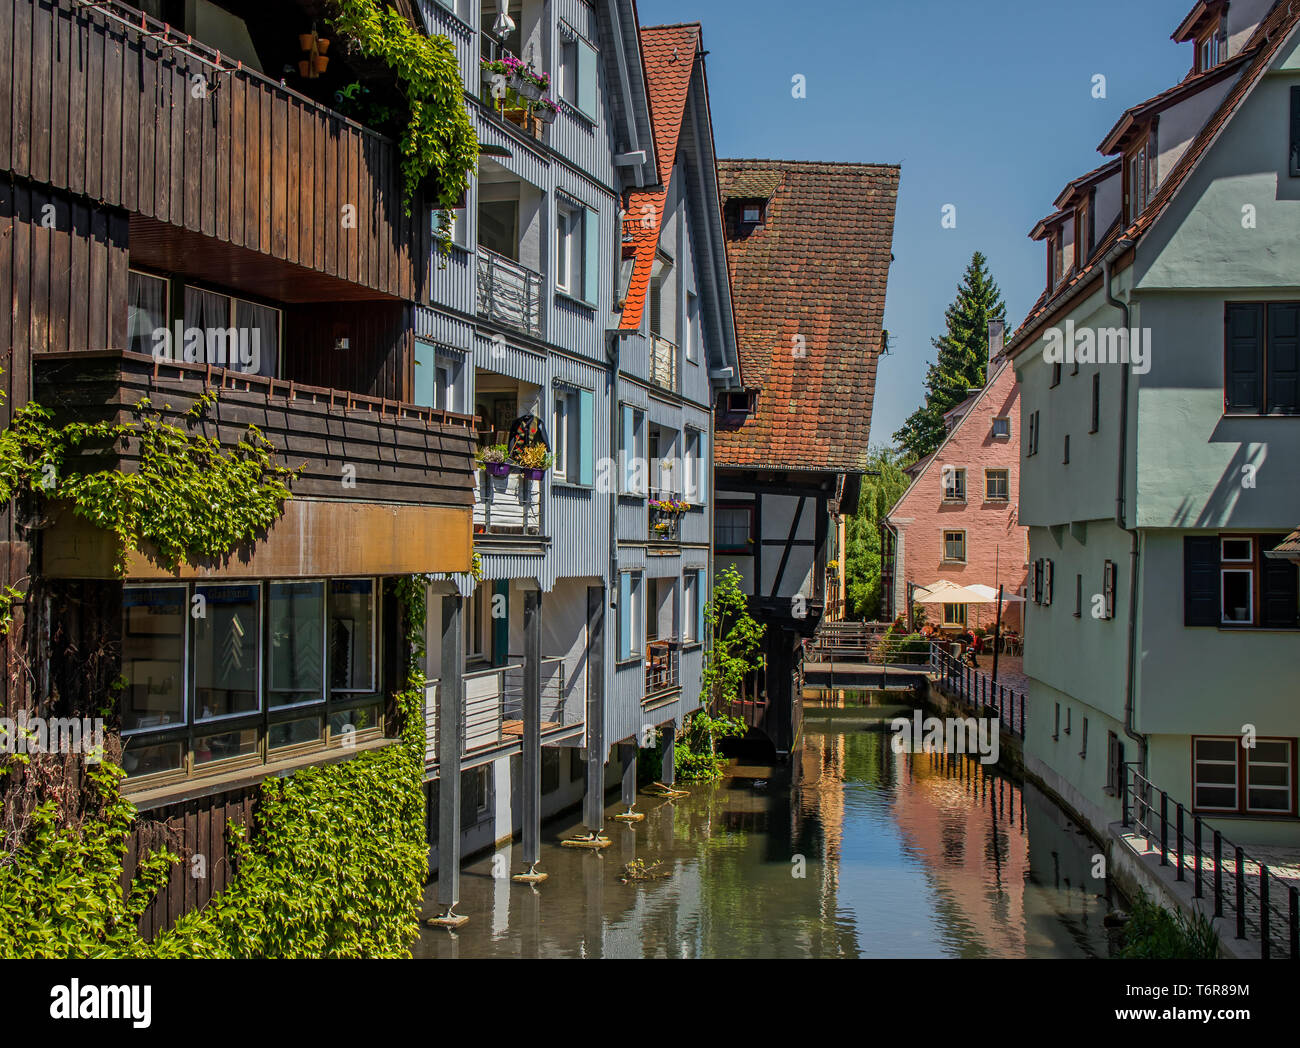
1104;238;1146;770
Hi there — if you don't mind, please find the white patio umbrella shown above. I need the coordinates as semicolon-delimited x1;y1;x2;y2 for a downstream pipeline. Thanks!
965;584;1025;603
913;579;988;604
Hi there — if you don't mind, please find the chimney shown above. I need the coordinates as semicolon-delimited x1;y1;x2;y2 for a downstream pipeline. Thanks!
987;320;1005;376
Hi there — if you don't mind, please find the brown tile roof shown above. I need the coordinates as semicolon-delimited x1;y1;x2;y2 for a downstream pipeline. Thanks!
1267;529;1300;558
721;169;784;201
1008;0;1300;357
619;24;701;331
715;159;899;473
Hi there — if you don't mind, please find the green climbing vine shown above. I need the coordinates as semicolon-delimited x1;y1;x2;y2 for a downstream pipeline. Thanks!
1;391;300;577
326;0;478;246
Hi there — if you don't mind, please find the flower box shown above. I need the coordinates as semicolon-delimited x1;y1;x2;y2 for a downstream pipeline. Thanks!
485;462;512;477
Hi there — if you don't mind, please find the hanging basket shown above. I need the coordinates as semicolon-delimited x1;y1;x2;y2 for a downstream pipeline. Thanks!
484;462;511;477
536;105;559;126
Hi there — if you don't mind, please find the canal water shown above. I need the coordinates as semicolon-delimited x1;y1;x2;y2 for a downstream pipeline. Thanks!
415;691;1120;958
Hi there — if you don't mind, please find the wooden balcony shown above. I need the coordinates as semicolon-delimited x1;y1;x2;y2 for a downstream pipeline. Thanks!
33;350;477;579
1;0;427;302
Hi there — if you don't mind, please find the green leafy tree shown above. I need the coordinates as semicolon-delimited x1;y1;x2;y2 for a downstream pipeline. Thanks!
894;251;1007;458
676;565;763;782
843;446;913;621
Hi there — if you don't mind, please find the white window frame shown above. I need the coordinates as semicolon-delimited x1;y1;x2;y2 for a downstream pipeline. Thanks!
683;572;698;643
1221;536;1253;562
551;388;578;482
1246;740;1293;814
621;405;647;497
628;572;643;656
942;602;967;627
1193;737;1240;812
943;530;966;564
1220;567;1254;626
991;416;1010;439
555;200;578;295
685;291;699;363
943;467;966;502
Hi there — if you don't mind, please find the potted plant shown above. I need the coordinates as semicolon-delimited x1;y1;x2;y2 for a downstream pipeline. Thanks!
477;443;511;477
506;57;549;101
536;97;560;125
512;442;554;480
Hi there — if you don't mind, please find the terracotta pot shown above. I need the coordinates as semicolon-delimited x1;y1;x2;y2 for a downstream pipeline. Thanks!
298;60;310;78
299;33;314;52
316;38;330;54
313;55;329;74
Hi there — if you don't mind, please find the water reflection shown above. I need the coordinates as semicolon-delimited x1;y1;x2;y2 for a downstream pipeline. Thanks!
415;709;1117;958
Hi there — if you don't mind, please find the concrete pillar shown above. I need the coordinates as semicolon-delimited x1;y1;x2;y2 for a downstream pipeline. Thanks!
661;722;676;786
619;741;636;812
435;593;465;924
584;585;606;835
519;588;543;876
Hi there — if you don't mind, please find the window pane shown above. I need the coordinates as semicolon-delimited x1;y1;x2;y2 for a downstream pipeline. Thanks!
1247;788;1289;811
269;715;323;750
1221;537;1252;561
1222;570;1252;623
120;739;184;778
1252;741;1291;765
122;586;187;732
1197;762;1237;785
194;727;258;765
1247;763;1289;788
234;299;279;377
1195;738;1237;762
127;272;168;356
183;286;231;358
330;579;375;692
193;584;260;721
1195;785;1237;809
268;581;325;708
331;703;382;739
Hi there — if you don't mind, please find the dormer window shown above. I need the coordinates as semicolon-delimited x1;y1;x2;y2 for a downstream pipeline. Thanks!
1075;196;1092;266
1196;19;1226;72
1048;229;1064;289
1125;130;1157;222
741;201;765;225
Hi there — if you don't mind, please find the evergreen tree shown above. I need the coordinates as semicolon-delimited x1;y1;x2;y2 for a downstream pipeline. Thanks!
843;447;914;621
893;251;1007;458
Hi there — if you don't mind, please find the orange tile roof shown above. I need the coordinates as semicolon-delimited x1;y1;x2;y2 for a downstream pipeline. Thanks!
715;160;900;473
619;24;702;331
1008;0;1300;357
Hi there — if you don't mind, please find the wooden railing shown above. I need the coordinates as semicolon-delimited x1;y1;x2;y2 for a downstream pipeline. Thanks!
2;0;424;300
474;468;543;536
645;640;681;697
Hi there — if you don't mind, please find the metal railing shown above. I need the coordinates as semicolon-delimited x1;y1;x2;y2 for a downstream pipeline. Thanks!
1121;765;1298;960
474;467;543;535
477;247;543;338
645;640;681;697
809;621;892;660
648;335;679;394
648;488;684;542
424;656;576;763
929;642;1026;739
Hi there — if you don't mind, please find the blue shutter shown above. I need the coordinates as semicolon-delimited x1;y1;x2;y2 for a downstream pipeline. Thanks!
696;569;706;644
582;207;599;306
620;404;634;492
577;39;597;120
413;340;435;408
578;389;594;486
492;580;509;667
618;573;631;661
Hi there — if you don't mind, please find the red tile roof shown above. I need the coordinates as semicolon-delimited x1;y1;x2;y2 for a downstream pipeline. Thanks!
1008;0;1300;357
715;160;899;473
618;24;701;331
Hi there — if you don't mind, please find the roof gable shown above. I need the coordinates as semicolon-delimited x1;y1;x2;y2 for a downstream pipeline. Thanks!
715;160;899;473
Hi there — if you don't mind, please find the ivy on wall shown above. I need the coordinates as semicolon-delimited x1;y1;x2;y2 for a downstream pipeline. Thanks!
326;0;478;249
1;391;300;579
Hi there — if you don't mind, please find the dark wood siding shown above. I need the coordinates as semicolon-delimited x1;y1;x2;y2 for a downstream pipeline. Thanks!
1;0;426;303
282;301;413;402
35;351;477;508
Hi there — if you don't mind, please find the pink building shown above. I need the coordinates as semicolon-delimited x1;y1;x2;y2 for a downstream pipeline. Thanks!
881;350;1028;632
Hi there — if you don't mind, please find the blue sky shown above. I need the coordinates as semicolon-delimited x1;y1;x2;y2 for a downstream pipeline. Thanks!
638;0;1197;446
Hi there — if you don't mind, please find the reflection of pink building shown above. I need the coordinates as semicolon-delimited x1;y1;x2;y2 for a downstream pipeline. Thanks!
882;351;1027;631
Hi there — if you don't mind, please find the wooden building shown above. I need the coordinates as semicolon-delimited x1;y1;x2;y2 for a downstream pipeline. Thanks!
714;160;899;757
0;0;477;932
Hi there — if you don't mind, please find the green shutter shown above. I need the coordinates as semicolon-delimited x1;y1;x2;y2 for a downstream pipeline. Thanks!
1225;304;1264;414
582;207;600;306
578;389;595;485
618;573;631;661
492;580;510;666
1183;537;1219;627
577;39;597;120
413;340;435;408
1267;304;1300;414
